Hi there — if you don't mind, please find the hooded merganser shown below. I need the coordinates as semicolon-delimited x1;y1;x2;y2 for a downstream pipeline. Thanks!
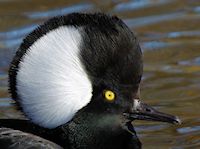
0;13;180;149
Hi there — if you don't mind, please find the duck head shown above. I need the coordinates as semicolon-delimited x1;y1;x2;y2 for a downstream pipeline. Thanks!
9;13;180;149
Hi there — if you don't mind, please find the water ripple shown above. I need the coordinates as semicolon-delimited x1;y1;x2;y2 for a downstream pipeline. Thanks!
0;24;37;40
25;3;93;19
124;12;186;28
194;6;200;13
179;57;200;66
0;98;11;107
114;0;171;12
0;38;22;49
141;41;177;51
177;126;200;134
167;31;200;38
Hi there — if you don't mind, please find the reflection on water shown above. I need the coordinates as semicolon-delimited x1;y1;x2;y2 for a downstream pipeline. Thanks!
25;3;93;19
0;0;199;148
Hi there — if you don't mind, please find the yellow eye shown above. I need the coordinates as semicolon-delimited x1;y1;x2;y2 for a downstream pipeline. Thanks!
104;90;115;101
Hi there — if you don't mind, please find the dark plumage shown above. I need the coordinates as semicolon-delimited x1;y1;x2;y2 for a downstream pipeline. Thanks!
0;127;62;149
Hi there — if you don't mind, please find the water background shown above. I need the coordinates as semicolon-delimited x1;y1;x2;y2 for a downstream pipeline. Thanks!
0;0;200;148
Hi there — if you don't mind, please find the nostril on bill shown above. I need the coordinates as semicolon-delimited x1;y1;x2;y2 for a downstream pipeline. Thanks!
145;108;151;112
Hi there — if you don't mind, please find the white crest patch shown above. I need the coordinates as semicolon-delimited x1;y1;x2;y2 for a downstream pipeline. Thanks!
133;99;141;111
16;26;92;128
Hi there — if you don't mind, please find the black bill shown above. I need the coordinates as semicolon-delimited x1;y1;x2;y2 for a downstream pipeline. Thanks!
124;99;181;124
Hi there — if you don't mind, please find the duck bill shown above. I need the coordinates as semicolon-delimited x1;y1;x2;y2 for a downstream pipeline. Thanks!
126;99;181;124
